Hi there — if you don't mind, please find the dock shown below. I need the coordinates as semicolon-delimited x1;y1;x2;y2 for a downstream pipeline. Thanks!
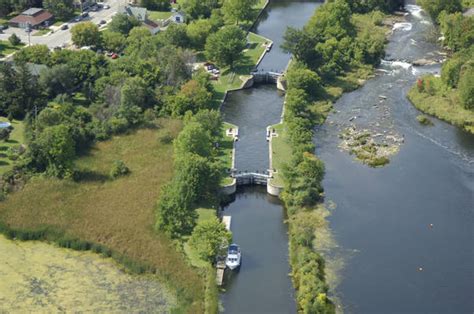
216;215;232;286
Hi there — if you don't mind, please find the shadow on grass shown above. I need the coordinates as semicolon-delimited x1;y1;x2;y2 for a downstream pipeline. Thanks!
0;160;10;166
74;170;110;183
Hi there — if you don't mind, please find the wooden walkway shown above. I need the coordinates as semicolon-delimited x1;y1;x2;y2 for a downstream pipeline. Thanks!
216;215;232;286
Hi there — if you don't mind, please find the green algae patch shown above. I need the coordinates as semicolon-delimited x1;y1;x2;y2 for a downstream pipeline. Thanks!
0;235;176;312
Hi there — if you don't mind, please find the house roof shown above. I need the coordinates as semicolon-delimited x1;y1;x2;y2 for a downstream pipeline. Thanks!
22;8;43;16
9;9;53;26
118;5;147;21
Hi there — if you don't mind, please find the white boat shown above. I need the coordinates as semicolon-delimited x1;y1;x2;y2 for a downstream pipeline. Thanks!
225;244;241;270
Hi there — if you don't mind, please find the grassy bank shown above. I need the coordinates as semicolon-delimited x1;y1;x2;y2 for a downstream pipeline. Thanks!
407;76;474;134
0;120;206;312
212;32;269;103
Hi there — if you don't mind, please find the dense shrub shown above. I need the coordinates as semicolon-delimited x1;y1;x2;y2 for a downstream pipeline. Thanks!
110;160;130;179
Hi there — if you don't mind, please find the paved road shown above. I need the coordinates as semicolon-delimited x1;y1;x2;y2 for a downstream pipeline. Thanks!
0;0;122;49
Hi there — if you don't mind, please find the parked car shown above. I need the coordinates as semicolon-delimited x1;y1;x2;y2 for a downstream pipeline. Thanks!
60;24;68;30
74;17;81;22
103;4;110;9
111;53;118;59
90;5;98;11
99;20;106;25
81;12;89;18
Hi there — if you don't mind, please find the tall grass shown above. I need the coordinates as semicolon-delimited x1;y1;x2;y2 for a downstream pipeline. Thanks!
0;119;206;313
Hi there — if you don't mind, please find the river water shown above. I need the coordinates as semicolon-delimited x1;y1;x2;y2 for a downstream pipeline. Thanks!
220;1;322;313
317;3;474;313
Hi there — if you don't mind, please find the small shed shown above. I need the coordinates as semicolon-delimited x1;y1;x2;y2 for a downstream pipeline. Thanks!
170;11;185;23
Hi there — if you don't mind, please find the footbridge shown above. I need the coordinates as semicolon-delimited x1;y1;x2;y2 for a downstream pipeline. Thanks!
232;171;271;186
251;70;283;84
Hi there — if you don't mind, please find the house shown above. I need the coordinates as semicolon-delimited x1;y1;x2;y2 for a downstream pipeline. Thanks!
119;5;147;22
170;11;185;23
144;20;160;35
9;8;54;29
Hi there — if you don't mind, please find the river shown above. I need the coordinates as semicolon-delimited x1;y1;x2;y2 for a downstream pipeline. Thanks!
317;2;474;313
220;1;322;313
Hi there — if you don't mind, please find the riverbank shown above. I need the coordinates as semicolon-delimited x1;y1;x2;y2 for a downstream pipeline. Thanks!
0;121;206;313
407;80;474;134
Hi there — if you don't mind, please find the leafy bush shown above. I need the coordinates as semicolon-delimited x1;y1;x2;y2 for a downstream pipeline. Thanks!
8;33;21;46
188;217;231;262
110;160;130;179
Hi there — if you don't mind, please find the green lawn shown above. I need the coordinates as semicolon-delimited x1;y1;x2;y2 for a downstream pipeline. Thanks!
269;123;291;187
212;32;269;104
217;122;235;186
148;10;173;21
0;40;24;57
0;117;25;175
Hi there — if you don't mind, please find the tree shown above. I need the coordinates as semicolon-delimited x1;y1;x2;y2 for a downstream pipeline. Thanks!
39;64;75;98
160;23;189;48
140;0;170;10
180;0;220;19
8;33;21;46
286;66;322;98
189;217;232;262
222;0;257;24
0;128;10;141
31;124;75;178
174;122;211;157
459;66;474;110
71;22;101;47
418;0;462;21
118;76;150;125
187;19;213;49
108;13;140;35
43;0;75;20
14;45;51;65
205;25;246;68
102;31;126;53
155;179;198;237
166;79;212;115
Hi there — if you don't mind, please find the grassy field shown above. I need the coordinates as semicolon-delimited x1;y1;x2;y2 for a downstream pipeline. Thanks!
0;120;207;312
407;78;474;134
269;123;291;187
0;117;25;175
212;32;269;104
0;40;24;57
148;10;173;21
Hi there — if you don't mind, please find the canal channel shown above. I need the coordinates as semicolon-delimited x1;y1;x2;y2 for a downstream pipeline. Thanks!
219;1;322;313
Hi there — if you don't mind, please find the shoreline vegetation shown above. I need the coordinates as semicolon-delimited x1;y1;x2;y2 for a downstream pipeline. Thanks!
408;1;474;134
274;0;404;311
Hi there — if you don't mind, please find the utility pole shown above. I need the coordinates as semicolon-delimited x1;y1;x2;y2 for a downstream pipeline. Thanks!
25;23;31;46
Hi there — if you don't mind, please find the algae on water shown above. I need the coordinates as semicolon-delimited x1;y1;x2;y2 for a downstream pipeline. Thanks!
0;235;176;312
